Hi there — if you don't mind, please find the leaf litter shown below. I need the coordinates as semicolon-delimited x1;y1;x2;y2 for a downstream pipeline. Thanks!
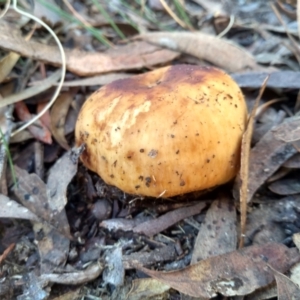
133;243;300;298
1;0;300;299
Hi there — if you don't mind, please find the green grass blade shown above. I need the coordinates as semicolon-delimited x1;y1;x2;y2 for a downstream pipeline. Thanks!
173;0;193;29
36;0;112;47
91;0;126;39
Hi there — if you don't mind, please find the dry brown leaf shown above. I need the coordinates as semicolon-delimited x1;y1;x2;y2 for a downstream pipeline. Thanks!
0;22;38;84
0;81;14;99
0;20;179;76
245;198;291;245
133;202;207;236
284;153;300;168
134;243;300;298
0;52;20;83
191;196;237;264
0;194;39;221
12;166;54;223
50;91;75;150
10;129;34;143
11;164;73;237
47;150;78;212
64;104;79;136
273;115;300;143
37;101;51;130
60;73;132;87
268;178;300;195
0;69;61;108
274;271;300;300
11;166;71;273
15;101;52;144
127;278;170;300
247;117;300;202
137;31;261;72
232;71;300;89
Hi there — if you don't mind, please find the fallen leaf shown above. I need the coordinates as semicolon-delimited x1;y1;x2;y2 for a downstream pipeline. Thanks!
37;101;51;130
134;243;300;298
11;165;71;273
273;115;300;143
127;278;170;300
0;52;20;83
64;103;79;135
50;91;75;150
232;71;300;89
0;69;61;108
247;117;300;202
283;153;300;168
10;129;34;144
268;178;300;195
1;24;37;84
14;101;52;144
46;150;78;212
137;31;261;72
12;166;56;224
274;271;300;300
0;20;179;76
191;196;237;264
133;202;207;236
0;194;39;221
60;73;132;87
244;197;293;245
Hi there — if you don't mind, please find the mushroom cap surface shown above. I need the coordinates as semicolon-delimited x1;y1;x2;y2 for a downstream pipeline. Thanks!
75;65;248;197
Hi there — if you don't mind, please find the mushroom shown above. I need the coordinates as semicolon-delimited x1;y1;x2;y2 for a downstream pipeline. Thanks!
75;65;248;198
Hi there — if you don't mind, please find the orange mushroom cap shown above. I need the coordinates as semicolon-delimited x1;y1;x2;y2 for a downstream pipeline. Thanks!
75;65;248;198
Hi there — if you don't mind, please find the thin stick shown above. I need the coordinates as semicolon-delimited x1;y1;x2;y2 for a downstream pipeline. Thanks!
239;76;269;248
159;0;192;30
